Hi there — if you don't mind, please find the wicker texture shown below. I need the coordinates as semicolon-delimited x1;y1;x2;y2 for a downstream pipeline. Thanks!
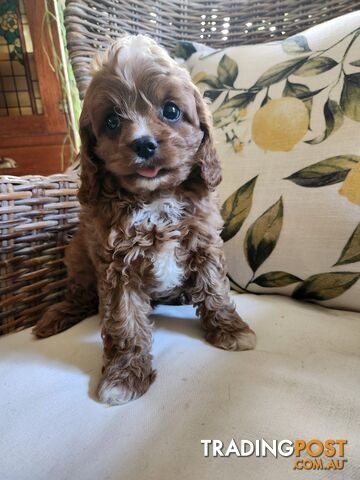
65;0;360;98
0;175;80;334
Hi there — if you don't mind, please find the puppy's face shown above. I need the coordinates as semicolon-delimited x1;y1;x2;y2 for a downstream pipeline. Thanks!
81;37;209;195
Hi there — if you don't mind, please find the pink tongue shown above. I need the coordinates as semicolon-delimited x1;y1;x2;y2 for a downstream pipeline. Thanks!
137;165;161;178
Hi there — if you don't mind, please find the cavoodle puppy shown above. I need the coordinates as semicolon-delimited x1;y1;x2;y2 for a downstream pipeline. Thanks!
33;35;256;405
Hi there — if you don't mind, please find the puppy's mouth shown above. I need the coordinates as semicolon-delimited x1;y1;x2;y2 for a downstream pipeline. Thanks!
135;165;169;179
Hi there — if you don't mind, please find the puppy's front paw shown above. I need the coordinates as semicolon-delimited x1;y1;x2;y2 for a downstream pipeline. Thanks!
97;359;156;406
97;379;139;406
205;327;256;351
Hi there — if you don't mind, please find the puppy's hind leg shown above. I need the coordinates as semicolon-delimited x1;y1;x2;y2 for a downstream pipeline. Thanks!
188;247;256;351
33;232;98;338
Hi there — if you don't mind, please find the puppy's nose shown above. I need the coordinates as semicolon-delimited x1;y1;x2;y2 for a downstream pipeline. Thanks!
130;136;158;159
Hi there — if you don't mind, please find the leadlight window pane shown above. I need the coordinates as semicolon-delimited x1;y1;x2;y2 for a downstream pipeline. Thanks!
0;0;43;116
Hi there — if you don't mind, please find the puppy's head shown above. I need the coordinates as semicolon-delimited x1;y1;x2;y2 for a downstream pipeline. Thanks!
78;35;221;203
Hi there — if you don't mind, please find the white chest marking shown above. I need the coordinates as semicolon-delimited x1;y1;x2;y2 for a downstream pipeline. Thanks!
131;197;185;228
130;198;185;294
152;239;184;293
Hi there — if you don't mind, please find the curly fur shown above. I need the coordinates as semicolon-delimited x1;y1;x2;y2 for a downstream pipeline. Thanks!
33;35;256;405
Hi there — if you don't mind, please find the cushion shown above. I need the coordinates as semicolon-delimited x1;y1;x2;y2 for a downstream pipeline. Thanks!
178;11;360;312
1;294;360;479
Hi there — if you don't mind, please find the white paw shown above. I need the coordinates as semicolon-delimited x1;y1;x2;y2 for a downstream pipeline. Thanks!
97;380;139;406
235;330;256;351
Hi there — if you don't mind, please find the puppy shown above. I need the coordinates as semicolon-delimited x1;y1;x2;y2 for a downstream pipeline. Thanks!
33;35;256;405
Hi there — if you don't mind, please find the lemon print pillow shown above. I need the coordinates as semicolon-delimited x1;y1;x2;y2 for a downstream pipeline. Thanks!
179;11;360;312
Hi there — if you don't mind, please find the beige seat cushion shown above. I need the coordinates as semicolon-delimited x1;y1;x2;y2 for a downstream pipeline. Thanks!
1;295;360;479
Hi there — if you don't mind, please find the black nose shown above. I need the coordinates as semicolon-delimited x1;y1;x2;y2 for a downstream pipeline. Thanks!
130;136;158;159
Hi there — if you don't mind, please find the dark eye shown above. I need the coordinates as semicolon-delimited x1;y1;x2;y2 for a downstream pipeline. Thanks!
162;102;181;122
105;113;120;130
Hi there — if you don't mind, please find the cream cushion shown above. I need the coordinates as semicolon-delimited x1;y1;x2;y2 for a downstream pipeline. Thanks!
1;295;360;479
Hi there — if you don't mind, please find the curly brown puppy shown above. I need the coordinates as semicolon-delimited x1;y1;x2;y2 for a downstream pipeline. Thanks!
33;35;256;405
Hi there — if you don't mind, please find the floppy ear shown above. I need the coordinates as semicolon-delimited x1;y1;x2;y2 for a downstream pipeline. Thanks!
77;106;103;206
194;87;222;191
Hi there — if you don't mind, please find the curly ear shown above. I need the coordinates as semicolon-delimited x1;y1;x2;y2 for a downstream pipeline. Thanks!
77;107;103;206
194;88;222;191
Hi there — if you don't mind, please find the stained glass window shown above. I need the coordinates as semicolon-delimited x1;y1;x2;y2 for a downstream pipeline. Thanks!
0;0;43;116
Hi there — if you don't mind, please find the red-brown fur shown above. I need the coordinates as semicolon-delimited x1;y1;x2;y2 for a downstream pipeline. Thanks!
33;35;255;405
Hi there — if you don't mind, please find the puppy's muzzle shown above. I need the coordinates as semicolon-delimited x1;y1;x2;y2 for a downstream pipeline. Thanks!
130;136;158;159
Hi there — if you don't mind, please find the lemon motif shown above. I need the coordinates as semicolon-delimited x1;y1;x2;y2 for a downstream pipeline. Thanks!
251;97;309;151
192;72;210;95
232;139;244;153
191;71;208;84
339;162;360;206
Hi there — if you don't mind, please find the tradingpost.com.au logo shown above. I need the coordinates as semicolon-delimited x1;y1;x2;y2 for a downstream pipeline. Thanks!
201;439;347;471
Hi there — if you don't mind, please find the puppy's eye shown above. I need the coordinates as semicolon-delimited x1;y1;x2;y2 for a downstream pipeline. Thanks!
162;102;181;122
105;113;120;130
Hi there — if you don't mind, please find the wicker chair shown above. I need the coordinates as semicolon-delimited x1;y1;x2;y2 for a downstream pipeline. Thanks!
65;0;360;99
1;0;358;335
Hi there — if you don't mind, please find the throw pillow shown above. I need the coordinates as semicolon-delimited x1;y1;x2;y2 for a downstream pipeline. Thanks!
178;11;360;311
